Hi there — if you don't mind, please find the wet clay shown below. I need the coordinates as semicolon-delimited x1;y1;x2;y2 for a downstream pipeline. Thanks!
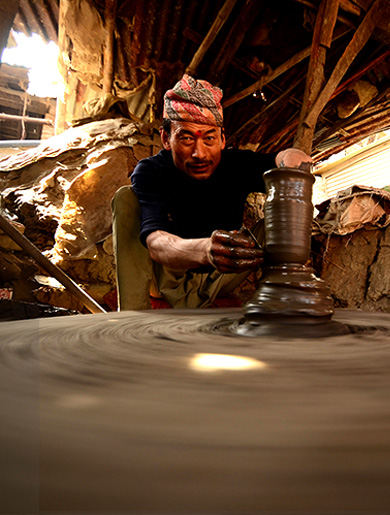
241;168;336;336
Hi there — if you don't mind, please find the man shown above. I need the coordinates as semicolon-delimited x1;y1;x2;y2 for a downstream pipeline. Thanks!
113;74;311;309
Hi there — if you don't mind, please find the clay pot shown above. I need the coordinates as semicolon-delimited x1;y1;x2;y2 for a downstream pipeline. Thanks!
242;167;335;332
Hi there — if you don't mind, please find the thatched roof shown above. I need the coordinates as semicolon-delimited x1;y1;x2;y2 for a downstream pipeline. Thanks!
7;0;390;162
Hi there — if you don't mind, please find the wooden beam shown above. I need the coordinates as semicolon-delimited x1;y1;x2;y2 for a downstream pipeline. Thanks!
313;109;390;161
301;0;384;150
208;0;264;85
330;47;390;101
313;85;390;148
223;46;311;109
339;0;361;16
294;0;340;153
185;0;238;77
227;80;303;145
222;26;350;108
184;27;260;80
258;115;301;153
292;0;359;25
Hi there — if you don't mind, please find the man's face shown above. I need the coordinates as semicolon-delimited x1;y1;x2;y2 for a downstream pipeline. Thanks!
160;121;226;180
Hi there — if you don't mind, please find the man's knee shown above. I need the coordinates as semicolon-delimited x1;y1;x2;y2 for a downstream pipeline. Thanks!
112;185;138;216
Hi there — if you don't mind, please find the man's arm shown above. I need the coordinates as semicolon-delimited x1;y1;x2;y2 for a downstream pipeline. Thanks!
146;229;264;273
146;231;210;269
144;147;311;272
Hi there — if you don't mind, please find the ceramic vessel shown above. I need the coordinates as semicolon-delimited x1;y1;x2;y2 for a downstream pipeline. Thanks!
242;167;335;331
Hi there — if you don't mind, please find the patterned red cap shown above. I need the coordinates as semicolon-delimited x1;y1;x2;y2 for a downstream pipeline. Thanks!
163;74;223;127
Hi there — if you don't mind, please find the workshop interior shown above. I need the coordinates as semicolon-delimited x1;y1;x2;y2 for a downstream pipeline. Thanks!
1;1;390;513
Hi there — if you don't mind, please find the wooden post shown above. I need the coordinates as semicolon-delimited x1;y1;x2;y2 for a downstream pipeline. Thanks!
185;0;238;77
55;0;68;135
102;0;117;94
303;0;384;135
294;0;339;153
294;0;384;154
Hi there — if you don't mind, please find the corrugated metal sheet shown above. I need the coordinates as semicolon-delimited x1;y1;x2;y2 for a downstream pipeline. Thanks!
315;134;390;198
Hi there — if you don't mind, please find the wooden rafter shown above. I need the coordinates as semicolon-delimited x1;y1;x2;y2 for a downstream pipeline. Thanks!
208;0;264;85
227;79;304;146
330;47;390;101
313;85;390;149
185;0;238;77
222;26;350;109
295;0;385;154
223;45;312;109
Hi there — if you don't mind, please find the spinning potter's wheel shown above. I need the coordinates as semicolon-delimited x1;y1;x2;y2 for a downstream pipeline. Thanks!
1;308;390;513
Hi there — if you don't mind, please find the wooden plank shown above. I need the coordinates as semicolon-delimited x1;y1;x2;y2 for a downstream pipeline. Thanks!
0;90;52;117
0;0;20;56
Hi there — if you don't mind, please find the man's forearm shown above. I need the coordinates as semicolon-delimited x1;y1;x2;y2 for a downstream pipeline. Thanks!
146;229;264;273
146;230;211;269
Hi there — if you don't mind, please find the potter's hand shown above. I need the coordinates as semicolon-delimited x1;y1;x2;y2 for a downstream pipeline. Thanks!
207;228;264;273
275;148;313;171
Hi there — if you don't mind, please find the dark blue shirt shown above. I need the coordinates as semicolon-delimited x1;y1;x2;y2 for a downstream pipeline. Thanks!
131;148;276;246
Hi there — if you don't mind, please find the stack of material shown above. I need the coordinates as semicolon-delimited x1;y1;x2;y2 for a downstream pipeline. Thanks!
0;112;161;312
313;185;390;312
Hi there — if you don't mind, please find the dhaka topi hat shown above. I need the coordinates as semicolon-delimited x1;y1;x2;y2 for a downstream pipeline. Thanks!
163;74;223;127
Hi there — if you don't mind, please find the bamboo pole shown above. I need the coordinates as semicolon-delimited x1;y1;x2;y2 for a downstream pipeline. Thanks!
0;113;53;125
0;213;107;314
102;0;117;94
185;0;238;77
